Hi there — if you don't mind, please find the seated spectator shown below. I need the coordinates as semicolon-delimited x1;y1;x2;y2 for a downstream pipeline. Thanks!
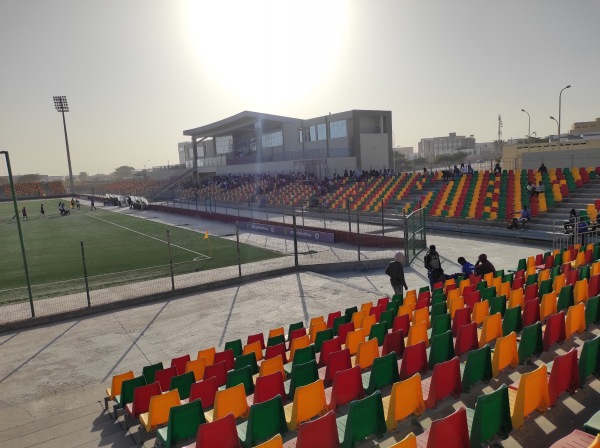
457;257;476;276
475;254;496;277
525;181;536;197
507;205;531;230
534;181;545;196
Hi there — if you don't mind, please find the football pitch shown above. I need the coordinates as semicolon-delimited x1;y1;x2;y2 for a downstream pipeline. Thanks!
0;199;285;304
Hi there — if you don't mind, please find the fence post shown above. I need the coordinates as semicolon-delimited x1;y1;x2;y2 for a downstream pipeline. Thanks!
166;230;175;291
301;206;305;227
195;193;198;211
293;213;299;268
236;222;242;277
80;241;91;307
403;211;409;266
356;209;361;261
347;199;351;233
381;199;385;236
265;203;269;220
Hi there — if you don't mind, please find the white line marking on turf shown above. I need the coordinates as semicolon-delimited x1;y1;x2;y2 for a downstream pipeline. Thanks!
82;211;210;259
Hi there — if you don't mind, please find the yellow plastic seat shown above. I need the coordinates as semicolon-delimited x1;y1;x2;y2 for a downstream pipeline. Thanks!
412;307;430;328
565;303;586;340
483;272;494;287
389;432;417;448
508;364;550;429
139;389;181;432
574;279;590;305
361;314;377;337
552;274;566;294
309;315;325;327
212;383;249;422
285;379;328;430
446;288;461;302
268;327;285;339
254;434;283;448
309;321;328;343
498;281;511;299
397;303;415;321
540;292;557;321
406;321;428;347
471;300;490;325
383;373;425;431
479;312;503;348
106;371;134;401
448;296;465;319
491;331;519;377
289;335;310;362
259;354;285;378
243;340;264;361
351;311;365;329
355;338;379;369
185;358;207;381
197;347;216;365
508;288;524;309
345;329;366;355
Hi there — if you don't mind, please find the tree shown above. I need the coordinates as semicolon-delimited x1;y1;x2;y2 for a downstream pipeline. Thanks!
78;171;88;181
113;166;135;179
18;174;41;182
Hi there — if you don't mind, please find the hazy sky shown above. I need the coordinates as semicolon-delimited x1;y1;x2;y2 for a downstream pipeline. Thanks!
1;0;599;176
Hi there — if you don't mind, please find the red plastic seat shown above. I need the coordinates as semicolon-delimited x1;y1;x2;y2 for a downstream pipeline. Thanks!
294;410;340;448
155;366;178;392
416;406;470;448
464;291;481;309
328;365;364;411
392;314;410;334
566;269;579;286
214;349;235;371
288;328;308;348
336;322;355;342
522;298;540;327
423;357;461;409
317;337;342;368
454;321;478;356
369;304;384;322
451;307;472;337
326;311;342;329
418;291;431;302
125;381;161;424
589;274;600;297
193;413;242;448
525;283;538;302
462;284;476;297
189;377;218;408
415;298;430;310
377;297;390;308
203;360;227;387
265;343;288;364
324;348;352;385
382;330;405;358
253;371;286;405
512;277;525;291
247;333;265;350
543;311;566;351
170;354;191;375
548;348;579;407
399;340;428;380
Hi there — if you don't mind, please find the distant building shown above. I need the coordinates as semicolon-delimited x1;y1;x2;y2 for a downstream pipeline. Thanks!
418;133;475;158
394;146;414;159
571;117;600;135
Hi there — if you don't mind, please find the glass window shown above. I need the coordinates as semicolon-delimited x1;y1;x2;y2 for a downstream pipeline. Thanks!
330;120;347;139
262;130;283;148
216;135;233;154
309;125;317;142
317;123;327;140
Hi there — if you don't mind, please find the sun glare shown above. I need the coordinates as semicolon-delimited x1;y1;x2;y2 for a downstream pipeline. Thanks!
184;0;347;108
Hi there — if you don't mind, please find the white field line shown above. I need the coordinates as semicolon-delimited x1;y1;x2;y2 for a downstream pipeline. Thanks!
82;210;211;260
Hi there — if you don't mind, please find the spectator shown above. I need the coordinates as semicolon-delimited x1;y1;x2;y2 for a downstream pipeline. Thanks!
493;163;502;175
538;163;548;174
507;205;531;230
424;245;443;289
578;219;588;246
525;181;536;197
385;252;408;296
563;208;578;234
457;257;475;276
534;181;545;197
475;254;496;277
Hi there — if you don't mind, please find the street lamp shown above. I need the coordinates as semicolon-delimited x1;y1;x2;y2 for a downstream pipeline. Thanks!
53;96;75;194
558;84;571;147
550;116;559;148
520;109;531;140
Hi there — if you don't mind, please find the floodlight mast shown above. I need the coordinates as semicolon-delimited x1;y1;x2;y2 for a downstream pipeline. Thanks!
53;96;75;194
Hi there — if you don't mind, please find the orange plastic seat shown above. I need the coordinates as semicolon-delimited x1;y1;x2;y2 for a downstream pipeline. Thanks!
243;340;264;362
538;269;550;283
212;383;249;422
345;329;366;355
389;432;417;448
268;327;285;339
352;310;366;329
397;303;415;321
491;276;502;295
361;314;377;337
406;321;428;347
355;338;379;370
574;279;590;305
185;358;207;382
509;364;550;429
139;389;181;433
259;355;285;379
478;312;503;348
508;288;524;309
591;261;600;277
309;321;327;343
574;251;586;268
492;331;519;377
405;289;417;302
412;307;430;328
458;278;471;295
553;274;566;295
285;379;328;430
498;281;511;299
254;434;283;448
289;335;310;362
309;315;325;327
540;292;558;322
197;347;216;366
446;288;461;302
448;296;465;319
360;301;373;313
106;371;134;403
565;302;586;340
471;300;490;325
383;373;425;431
483;272;494;287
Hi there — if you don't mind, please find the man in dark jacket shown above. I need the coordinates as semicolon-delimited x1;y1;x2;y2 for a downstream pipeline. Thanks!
385;252;408;296
475;254;496;276
424;245;442;289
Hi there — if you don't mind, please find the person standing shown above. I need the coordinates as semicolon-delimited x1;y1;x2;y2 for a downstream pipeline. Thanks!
40;203;45;218
22;206;28;220
424;245;442;289
90;197;96;210
385;252;408;296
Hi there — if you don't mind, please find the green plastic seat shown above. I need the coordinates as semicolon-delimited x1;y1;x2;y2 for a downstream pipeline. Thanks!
580;265;591;281
538;279;553;298
368;322;388;347
386;300;401;314
553;252;563;267
517;258;527;271
550;266;561;280
584;410;600;435
170;371;195;400
502;305;522;336
362;352;400;395
503;273;514;285
285;345;316;376
428;330;455;368
557;285;574;312
430;313;451;338
284;359;318;399
460;345;492;392
156;399;206;448
433;287;444;297
224;339;243;358
234;352;259;375
237;395;287;447
344;307;358;321
518;322;543;364
338;391;386;448
418;286;430;294
142;362;163;384
226;365;255;395
114;375;146;414
392;293;403;302
430;302;448;321
267;334;285;347
287;321;305;339
489;295;507;317
431;293;445;305
495;269;504;279
476;281;487;294
379;310;395;330
332;315;349;336
578;335;600;386
586;295;600;327
466;384;512;447
526;273;538;286
314;328;334;353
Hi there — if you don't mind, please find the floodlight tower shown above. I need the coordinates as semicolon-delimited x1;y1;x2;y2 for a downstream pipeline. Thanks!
53;96;74;194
